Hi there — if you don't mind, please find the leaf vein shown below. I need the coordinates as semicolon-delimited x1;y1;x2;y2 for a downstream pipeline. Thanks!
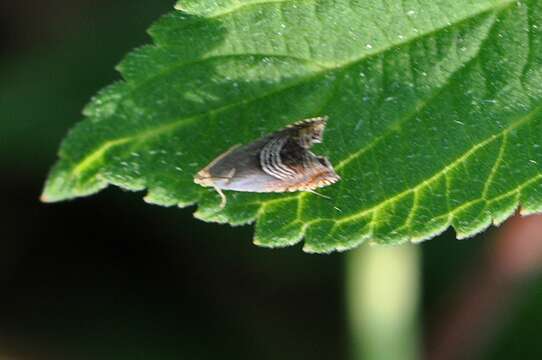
334;103;542;227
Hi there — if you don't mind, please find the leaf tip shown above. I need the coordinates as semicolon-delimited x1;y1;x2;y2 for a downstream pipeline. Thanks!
39;193;50;203
39;186;74;203
40;174;69;203
39;180;74;204
41;159;110;204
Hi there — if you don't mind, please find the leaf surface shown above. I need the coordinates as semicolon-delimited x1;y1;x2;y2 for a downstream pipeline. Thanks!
43;0;542;252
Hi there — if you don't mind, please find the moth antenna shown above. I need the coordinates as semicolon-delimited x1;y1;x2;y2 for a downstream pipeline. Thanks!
306;189;331;200
204;144;241;169
214;186;227;209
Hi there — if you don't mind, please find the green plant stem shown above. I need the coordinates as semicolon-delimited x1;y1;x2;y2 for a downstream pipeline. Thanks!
346;244;421;360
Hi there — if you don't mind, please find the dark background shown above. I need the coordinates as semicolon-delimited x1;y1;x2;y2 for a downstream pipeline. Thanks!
1;1;542;359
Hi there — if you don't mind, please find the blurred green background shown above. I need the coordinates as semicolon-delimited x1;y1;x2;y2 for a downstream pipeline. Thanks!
1;1;542;359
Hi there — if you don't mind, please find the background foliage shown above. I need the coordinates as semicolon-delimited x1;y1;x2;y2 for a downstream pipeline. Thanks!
2;1;542;359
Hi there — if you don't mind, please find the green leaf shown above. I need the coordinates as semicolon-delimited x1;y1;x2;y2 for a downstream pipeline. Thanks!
43;0;542;253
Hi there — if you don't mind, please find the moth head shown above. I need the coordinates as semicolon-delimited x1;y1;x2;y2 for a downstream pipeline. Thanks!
194;169;214;187
194;167;236;189
296;117;327;148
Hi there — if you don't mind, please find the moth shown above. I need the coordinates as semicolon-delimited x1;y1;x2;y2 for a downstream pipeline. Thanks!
194;116;340;208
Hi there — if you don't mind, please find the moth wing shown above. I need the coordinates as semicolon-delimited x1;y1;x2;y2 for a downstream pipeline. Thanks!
195;135;282;192
194;116;339;194
287;116;328;148
197;115;327;180
259;136;340;192
283;152;341;192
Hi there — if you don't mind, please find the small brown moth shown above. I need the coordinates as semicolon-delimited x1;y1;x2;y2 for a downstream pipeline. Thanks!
194;116;341;208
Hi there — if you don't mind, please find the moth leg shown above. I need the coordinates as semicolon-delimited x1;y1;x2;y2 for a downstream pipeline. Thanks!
214;185;227;209
216;168;236;208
